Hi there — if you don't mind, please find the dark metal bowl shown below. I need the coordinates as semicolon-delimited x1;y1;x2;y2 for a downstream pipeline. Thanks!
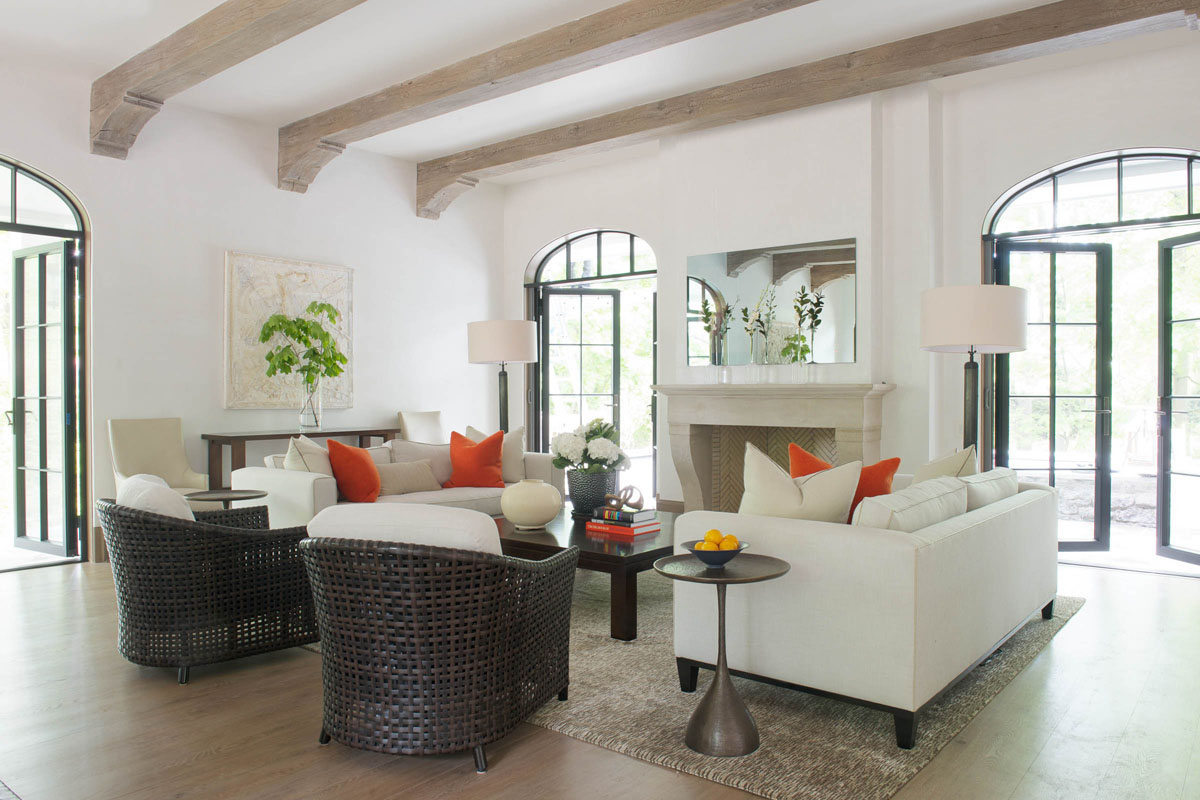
682;539;750;568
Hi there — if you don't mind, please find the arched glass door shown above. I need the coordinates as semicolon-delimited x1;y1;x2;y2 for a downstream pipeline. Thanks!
0;158;87;566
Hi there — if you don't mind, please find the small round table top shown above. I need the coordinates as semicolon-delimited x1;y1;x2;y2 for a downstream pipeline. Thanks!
185;489;268;503
653;553;790;585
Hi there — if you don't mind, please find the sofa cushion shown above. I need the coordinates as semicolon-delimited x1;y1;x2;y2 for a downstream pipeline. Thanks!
853;476;966;533
283;435;333;476
739;443;862;523
390;440;453;484
466;425;526;483
307;503;501;554
961;467;1019;511
327;440;381;503
913;445;978;484
444;431;505;489
116;474;195;520
377;460;442;496
377;487;504;516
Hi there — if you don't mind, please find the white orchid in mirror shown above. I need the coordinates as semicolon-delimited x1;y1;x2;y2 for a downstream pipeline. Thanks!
550;418;629;473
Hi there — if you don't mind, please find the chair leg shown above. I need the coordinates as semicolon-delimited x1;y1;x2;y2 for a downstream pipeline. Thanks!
558;686;568;701
318;728;331;745
1042;599;1055;620
894;711;918;749
473;745;488;774
178;667;190;685
677;658;699;693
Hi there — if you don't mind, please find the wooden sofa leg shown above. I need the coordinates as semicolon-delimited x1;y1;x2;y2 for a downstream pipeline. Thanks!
894;711;917;749
1042;599;1055;620
677;658;699;693
473;745;488;774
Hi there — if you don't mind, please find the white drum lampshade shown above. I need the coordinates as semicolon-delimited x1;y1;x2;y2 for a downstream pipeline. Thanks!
920;284;1027;451
467;320;538;433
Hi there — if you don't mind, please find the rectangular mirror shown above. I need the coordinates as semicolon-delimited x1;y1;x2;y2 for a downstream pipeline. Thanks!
686;237;856;366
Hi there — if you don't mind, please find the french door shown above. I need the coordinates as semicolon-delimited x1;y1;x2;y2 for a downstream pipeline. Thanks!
1157;231;1200;564
538;288;620;447
994;241;1113;551
11;241;83;558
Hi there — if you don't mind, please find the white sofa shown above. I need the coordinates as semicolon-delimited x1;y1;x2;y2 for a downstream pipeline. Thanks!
231;439;563;528
672;479;1058;748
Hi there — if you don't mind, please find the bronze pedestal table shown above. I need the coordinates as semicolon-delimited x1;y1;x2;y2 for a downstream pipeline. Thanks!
653;552;790;757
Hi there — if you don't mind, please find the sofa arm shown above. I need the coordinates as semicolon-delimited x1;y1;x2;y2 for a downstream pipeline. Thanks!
523;452;564;495
232;467;337;529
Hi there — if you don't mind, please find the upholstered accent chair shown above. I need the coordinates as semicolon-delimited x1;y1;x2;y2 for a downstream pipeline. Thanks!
95;500;318;684
108;417;213;507
300;503;578;773
396;410;446;444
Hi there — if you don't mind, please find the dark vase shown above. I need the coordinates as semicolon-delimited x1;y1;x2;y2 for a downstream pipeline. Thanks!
567;470;618;519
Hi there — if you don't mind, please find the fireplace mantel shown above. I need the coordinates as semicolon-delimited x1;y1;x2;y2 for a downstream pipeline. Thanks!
654;383;895;511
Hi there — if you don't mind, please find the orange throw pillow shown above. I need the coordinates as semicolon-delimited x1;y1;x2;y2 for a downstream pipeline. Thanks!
788;443;901;522
327;440;381;502
443;430;505;489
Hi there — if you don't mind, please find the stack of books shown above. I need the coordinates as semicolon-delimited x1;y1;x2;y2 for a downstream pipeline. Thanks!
585;507;661;537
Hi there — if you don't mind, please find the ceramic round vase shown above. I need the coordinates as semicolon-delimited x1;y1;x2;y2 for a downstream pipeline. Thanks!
567;470;618;519
501;479;563;531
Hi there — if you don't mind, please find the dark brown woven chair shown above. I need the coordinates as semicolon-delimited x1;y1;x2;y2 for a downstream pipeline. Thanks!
95;500;318;684
300;537;579;773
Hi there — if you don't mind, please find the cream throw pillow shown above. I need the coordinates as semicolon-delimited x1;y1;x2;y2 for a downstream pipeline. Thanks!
283;435;334;476
738;443;862;522
912;444;978;484
116;474;195;520
377;460;443;496
465;425;525;483
853;476;966;532
961;467;1019;511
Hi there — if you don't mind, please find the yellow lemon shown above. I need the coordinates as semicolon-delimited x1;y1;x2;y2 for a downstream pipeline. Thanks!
703;529;723;544
719;536;739;551
695;541;718;551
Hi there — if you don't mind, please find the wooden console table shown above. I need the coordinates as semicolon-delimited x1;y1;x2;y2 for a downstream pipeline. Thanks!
201;426;403;489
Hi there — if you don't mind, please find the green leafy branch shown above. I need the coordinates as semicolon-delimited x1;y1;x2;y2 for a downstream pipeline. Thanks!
259;301;349;389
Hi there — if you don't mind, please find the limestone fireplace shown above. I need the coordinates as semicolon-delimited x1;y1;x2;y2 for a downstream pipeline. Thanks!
654;384;894;512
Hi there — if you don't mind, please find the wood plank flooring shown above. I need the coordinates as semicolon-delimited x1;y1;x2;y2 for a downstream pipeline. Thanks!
0;563;1196;800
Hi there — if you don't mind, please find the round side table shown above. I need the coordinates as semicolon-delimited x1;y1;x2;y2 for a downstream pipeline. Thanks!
185;489;267;510
653;552;790;757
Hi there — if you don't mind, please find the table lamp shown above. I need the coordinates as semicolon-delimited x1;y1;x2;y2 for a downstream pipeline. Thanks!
468;320;538;432
920;284;1027;450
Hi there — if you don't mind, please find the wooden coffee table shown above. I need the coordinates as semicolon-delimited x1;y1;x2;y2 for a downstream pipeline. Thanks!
496;507;674;641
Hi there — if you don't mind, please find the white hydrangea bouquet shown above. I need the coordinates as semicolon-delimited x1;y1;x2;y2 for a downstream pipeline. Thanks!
550;418;629;473
551;419;630;517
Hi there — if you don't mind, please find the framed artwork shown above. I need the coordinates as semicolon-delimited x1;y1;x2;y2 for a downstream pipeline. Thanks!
224;251;353;409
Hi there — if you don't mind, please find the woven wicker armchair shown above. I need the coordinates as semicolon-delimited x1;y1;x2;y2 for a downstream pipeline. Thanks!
300;537;579;773
95;500;318;684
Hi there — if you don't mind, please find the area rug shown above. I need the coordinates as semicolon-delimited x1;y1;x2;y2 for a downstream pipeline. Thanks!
527;570;1084;800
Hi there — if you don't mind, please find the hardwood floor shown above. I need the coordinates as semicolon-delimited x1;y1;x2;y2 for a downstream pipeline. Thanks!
0;563;1196;800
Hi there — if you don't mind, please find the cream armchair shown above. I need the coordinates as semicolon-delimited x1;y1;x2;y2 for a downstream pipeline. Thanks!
108;418;214;507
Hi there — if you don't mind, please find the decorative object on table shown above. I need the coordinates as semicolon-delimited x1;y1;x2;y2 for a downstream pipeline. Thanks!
682;530;748;568
551;418;629;519
258;300;349;429
686;238;856;368
781;286;824;364
602;485;644;511
921;284;1027;450
585;517;661;538
595;505;656;524
501;478;563;531
467;320;537;433
740;286;775;366
224;252;352;411
700;292;732;366
653;553;791;756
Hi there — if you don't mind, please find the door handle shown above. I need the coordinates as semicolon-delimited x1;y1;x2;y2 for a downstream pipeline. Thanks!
2;411;10;426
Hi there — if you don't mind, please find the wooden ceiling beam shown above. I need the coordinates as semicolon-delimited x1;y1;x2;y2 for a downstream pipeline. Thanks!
416;0;1199;218
91;0;369;159
276;0;817;193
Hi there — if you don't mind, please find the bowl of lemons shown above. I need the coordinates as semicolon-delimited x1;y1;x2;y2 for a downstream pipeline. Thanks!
683;529;748;568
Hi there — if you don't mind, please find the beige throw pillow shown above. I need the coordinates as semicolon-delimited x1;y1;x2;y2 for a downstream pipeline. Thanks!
738;443;862;522
283;435;333;476
116;474;195;521
912;444;978;484
853;476;967;532
465;425;525;483
389;440;453;485
377;460;443;496
961;467;1019;511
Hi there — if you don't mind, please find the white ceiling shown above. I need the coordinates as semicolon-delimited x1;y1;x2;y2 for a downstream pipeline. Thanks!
2;0;1194;178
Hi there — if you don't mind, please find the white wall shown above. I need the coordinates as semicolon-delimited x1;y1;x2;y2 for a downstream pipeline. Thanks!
0;63;505;503
502;36;1200;504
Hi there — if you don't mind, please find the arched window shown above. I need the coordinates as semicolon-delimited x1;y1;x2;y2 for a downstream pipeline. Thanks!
986;150;1200;237
532;230;657;284
686;276;724;366
0;156;88;565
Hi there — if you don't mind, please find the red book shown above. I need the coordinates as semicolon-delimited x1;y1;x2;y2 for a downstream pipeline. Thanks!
585;521;661;537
